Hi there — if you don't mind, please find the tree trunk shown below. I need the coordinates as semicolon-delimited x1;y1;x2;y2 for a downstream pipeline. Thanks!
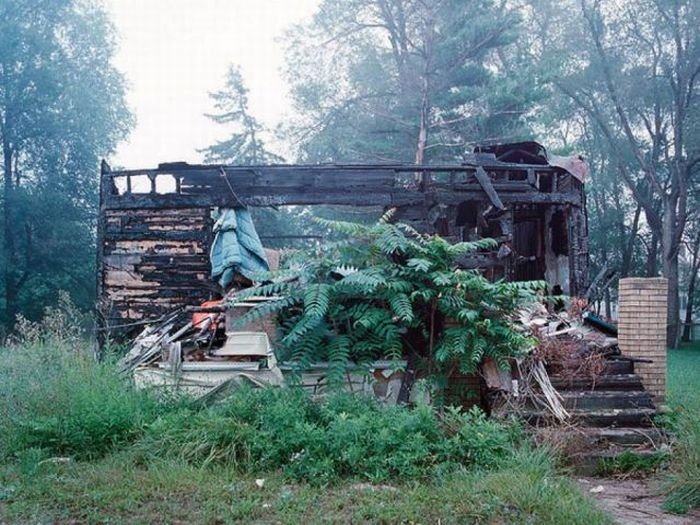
682;272;696;343
662;195;680;348
621;205;641;277
413;74;429;188
2;138;17;326
681;232;700;343
414;76;429;166
646;231;659;277
666;254;680;348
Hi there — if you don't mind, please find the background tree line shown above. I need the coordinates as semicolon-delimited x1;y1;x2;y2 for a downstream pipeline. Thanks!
1;0;698;346
0;0;130;336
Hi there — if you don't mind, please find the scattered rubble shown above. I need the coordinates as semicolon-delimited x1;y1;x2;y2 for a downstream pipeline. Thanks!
118;291;409;404
482;299;668;474
485;299;625;422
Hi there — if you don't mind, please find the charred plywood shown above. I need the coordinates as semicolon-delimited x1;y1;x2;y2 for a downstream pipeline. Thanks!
98;205;214;333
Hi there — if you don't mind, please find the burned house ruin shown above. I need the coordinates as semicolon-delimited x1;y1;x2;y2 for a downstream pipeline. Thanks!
97;141;588;338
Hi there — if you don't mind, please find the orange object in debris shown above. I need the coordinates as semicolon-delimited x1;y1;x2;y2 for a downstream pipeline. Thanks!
192;300;223;331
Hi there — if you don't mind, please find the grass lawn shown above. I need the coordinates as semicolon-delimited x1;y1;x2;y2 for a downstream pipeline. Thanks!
0;449;610;525
3;339;699;523
661;342;700;513
668;342;700;410
0;341;612;524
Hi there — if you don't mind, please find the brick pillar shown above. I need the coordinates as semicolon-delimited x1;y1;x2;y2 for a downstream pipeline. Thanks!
618;277;668;403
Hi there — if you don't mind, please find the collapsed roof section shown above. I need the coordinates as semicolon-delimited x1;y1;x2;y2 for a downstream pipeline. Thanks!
97;142;588;338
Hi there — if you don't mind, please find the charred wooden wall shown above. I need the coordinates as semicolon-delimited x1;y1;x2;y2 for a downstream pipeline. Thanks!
100;207;214;327
98;158;589;338
97;162;419;335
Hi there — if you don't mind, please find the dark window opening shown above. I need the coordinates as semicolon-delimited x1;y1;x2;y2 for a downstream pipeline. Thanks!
456;201;479;228
513;216;545;282
456;201;480;241
435;217;450;237
484;219;503;239
539;173;553;192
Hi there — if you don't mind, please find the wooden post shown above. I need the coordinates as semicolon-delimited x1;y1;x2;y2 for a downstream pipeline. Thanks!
95;160;110;357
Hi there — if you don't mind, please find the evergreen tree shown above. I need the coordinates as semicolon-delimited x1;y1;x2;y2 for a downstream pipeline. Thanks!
201;64;282;165
283;0;540;163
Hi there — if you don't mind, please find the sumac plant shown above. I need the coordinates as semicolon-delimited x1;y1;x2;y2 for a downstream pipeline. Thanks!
233;210;541;387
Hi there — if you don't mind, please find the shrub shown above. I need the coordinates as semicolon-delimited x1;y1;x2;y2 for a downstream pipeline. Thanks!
140;387;523;485
441;405;523;468
233;212;541;391
0;297;172;460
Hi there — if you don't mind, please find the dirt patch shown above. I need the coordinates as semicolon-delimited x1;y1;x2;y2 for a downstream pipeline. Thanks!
578;477;700;525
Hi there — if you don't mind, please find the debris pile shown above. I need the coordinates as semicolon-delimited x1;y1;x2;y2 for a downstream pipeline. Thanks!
523;299;620;381
485;299;627;422
118;293;408;403
118;295;285;400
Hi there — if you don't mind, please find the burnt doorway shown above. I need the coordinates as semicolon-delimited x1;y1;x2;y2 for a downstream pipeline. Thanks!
513;210;545;282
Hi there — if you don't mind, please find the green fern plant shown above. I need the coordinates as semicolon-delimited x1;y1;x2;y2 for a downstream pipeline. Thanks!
232;211;541;391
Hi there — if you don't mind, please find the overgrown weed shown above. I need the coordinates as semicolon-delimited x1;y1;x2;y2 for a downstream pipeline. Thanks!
137;387;523;485
597;450;669;477
0;294;614;523
1;294;525;484
0;296;175;460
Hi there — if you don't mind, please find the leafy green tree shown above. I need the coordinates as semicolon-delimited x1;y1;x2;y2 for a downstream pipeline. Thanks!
283;0;540;164
526;0;700;345
234;212;540;393
0;0;132;328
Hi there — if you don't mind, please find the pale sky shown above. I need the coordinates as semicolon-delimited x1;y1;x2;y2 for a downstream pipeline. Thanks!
105;0;319;169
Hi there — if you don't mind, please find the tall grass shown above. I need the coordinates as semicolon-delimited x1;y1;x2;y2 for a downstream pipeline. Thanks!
0;344;166;460
0;296;613;523
0;304;523;485
136;387;523;484
663;344;700;513
0;297;168;460
0;294;526;484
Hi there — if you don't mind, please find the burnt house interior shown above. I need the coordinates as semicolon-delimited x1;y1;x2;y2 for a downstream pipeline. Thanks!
98;142;588;339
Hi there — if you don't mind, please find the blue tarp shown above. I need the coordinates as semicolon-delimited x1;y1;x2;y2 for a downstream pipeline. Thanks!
210;208;269;289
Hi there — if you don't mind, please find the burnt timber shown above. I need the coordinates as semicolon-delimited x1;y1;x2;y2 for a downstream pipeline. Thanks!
98;147;588;336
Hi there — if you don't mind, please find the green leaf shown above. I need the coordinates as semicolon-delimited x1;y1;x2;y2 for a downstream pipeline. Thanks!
389;294;414;322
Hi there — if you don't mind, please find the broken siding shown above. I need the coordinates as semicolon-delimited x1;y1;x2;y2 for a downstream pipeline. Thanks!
99;206;213;327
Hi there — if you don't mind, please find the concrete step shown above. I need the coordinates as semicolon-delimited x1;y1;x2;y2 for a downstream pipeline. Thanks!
550;373;644;392
560;390;654;411
602;360;635;374
570;448;668;476
589;427;666;447
524;407;657;428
